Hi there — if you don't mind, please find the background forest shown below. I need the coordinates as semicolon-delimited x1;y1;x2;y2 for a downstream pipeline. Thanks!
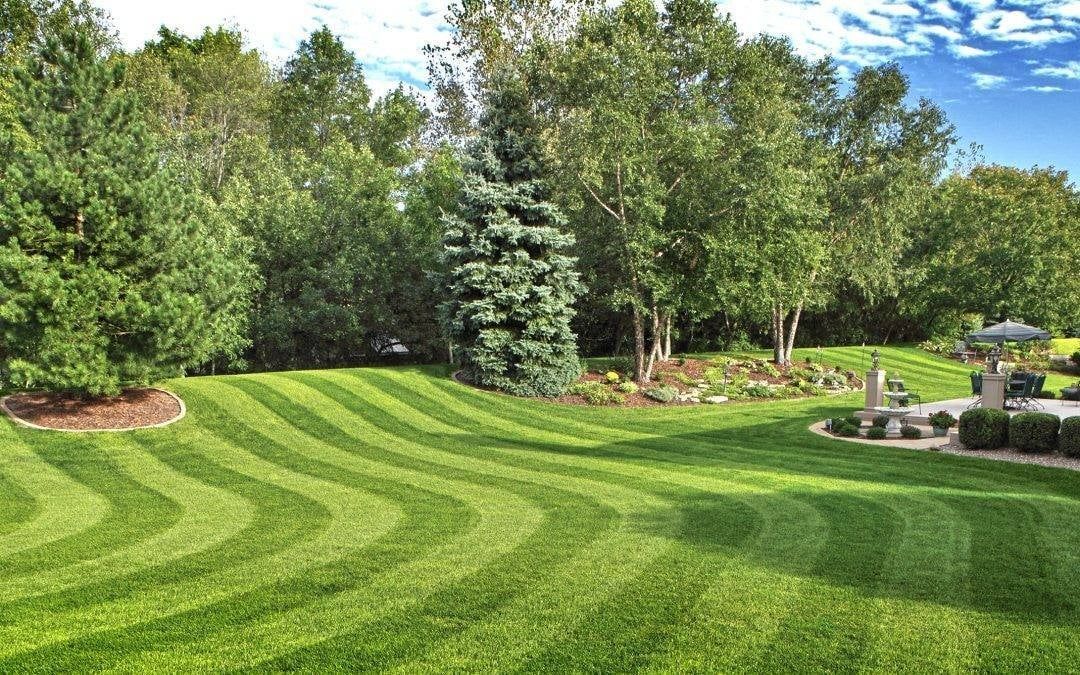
1;0;1078;393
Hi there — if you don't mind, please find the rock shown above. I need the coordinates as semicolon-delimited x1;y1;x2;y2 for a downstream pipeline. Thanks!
704;396;728;404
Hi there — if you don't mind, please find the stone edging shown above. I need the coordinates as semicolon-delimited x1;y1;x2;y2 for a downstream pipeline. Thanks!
0;388;187;433
808;420;952;450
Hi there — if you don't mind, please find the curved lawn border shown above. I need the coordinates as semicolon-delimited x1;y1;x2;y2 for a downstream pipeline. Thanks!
0;388;186;433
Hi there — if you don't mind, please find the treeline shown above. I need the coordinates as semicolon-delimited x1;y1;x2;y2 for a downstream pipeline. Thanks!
1;0;1078;393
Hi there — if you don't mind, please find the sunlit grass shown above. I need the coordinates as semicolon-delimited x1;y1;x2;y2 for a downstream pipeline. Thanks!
2;345;1079;670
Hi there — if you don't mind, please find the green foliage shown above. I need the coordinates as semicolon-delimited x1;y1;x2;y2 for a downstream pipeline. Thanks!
605;371;621;384
835;423;859;437
743;382;774;398
568;381;624;406
0;29;251;394
1060;418;1080;458
900;425;923;440
872;415;890;429
866;426;888;440
832;416;861;431
616;381;638;394
927;410;957;429
644;385;678;403
440;73;585;397
673;372;695;386
958;408;1010;449
1008;412;1060;454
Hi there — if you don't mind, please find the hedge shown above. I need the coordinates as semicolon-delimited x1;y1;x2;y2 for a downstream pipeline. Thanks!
1059;417;1080;457
958;408;1010;449
1009;412;1060;454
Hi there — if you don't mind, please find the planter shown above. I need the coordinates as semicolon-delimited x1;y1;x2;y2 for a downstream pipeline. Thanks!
932;427;949;437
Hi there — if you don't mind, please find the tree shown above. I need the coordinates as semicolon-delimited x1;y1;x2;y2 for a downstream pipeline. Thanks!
542;0;737;382
440;73;585;396
912;165;1080;335
271;26;371;155
0;30;253;394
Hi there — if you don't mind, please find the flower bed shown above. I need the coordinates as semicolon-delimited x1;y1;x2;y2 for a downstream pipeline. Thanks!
557;356;862;407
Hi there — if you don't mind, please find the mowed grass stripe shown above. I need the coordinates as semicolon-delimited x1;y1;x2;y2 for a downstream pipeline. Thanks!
3;346;1080;670
0;433;182;581
0;426;109;560
116;375;547;670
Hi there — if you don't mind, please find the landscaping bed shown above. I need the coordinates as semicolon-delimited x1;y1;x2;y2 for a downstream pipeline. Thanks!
0;388;184;431
559;356;862;407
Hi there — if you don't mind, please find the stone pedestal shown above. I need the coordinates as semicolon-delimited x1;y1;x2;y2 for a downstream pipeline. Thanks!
865;370;886;411
982;373;1007;410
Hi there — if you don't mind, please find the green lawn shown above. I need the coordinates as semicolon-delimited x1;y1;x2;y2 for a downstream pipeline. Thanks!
1053;338;1080;356
2;345;1080;670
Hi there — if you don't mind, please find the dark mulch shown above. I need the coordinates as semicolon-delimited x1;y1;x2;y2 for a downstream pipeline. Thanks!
3;388;182;431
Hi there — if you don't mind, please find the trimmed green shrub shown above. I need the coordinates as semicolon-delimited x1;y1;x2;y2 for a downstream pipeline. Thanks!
958;408;1010;449
644;385;678;403
1009;412;1060;454
900;425;922;439
743;383;774;398
866;426;888;440
605;371;621;384
872;415;890;428
616;381;638;394
836;423;859;437
1061;418;1080;458
831;417;860;431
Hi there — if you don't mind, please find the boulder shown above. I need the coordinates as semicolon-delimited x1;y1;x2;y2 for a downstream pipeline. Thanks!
704;396;728;404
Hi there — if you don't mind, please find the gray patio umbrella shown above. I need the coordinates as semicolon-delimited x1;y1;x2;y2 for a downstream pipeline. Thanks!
967;320;1051;343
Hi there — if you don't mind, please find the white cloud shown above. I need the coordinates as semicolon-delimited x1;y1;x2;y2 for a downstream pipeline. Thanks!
95;0;451;96
970;8;1073;44
971;72;1008;89
1033;60;1080;78
1021;85;1064;92
951;43;995;57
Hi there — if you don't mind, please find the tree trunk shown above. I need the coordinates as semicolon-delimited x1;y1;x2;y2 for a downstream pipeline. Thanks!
772;305;786;365
645;304;662;382
783;301;804;365
632;306;647;384
662;313;672;361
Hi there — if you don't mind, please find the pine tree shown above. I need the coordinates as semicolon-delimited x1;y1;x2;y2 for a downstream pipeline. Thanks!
440;74;585;397
0;29;252;395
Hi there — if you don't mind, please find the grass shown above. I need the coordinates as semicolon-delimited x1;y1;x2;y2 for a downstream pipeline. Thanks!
1052;338;1080;356
2;345;1080;670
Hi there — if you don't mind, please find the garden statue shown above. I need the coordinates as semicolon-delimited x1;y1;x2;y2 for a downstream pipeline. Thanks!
871;349;880;371
988;343;1002;374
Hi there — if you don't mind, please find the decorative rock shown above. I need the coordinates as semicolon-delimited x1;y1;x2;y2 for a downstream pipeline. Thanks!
704;396;728;404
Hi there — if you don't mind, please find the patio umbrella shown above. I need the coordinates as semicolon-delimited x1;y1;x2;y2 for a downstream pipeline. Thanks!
967;320;1051;343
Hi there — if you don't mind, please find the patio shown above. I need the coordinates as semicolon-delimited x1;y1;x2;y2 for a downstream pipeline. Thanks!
902;396;1080;424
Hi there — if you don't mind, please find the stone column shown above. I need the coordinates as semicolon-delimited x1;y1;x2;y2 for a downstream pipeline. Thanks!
865;370;886;411
982;373;1007;410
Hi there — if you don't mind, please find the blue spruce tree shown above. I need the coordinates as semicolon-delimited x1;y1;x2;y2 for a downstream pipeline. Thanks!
441;74;585;397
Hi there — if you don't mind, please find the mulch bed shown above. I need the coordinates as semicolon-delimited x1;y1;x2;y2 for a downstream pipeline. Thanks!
2;388;183;431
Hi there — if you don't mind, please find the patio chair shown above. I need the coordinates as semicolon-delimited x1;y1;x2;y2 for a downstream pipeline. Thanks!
888;379;922;413
1005;373;1037;411
967;371;982;409
1028;374;1047;410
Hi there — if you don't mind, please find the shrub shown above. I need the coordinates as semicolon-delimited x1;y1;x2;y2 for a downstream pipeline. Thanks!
756;362;781;378
1035;389;1057;400
673;372;696;386
743;382;774;398
872;414;890;429
605;371;621;384
900;425;922;439
570;382;625;406
616;381;638;394
1072;350;1080;367
927;410;957;429
1061;418;1080;458
644;385;678;403
836;423;859;437
799;382;826;396
776;385;802;398
866;426;888;440
1009;412;1060;454
831;416;861;431
958;408;1010;449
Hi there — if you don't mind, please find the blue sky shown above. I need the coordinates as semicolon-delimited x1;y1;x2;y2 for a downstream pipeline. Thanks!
96;0;1080;180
